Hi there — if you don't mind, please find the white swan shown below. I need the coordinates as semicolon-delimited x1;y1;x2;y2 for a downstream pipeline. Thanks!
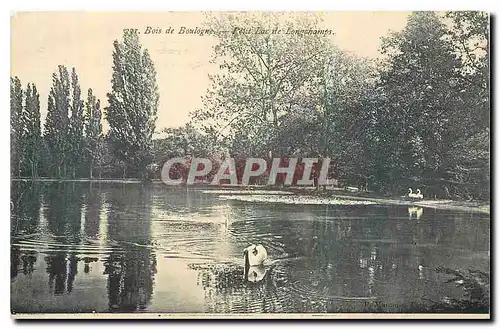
408;188;424;199
243;244;268;266
416;189;424;199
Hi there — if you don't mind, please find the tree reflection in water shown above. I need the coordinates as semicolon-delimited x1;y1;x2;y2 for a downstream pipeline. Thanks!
103;184;157;312
10;183;489;313
103;250;157;312
11;182;158;312
11;181;41;280
42;182;84;294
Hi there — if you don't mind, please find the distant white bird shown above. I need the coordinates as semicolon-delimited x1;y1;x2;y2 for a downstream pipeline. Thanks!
416;189;424;199
408;188;424;199
243;244;268;267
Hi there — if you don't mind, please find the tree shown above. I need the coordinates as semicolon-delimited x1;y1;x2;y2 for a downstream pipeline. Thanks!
372;11;489;199
190;13;389;188
10;76;24;177
314;52;377;189
84;88;103;179
68;68;85;178
445;11;488;85
44;65;71;177
374;12;462;194
192;13;331;158
23;83;42;177
152;123;224;181
44;65;87;178
443;11;490;199
106;30;159;179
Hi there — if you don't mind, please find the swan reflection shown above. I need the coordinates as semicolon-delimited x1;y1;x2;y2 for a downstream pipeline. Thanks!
408;206;423;220
245;264;269;283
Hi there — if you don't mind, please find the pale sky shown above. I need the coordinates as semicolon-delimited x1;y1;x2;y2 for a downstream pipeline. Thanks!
11;12;410;132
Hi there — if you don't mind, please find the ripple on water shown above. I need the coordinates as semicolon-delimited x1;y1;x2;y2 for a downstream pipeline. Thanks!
11;237;121;254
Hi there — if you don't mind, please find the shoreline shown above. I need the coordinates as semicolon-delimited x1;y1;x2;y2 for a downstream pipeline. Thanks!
11;178;490;214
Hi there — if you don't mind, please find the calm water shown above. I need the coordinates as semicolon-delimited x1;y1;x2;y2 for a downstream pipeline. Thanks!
10;182;490;314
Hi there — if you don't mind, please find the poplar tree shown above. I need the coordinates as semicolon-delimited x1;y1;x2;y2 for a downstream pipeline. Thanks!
68;68;85;177
44;65;71;177
84;88;103;179
10;77;24;177
106;30;159;179
23;83;42;177
44;65;85;178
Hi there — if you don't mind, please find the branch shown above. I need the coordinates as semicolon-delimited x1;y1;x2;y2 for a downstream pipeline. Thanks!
242;34;270;72
215;111;267;137
460;38;482;72
271;50;324;100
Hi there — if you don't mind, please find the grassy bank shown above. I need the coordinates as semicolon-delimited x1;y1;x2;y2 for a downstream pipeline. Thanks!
281;187;491;214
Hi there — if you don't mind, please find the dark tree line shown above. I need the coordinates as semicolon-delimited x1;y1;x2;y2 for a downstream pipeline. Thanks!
11;67;105;179
11;77;41;178
370;12;489;199
11;30;159;180
167;11;488;200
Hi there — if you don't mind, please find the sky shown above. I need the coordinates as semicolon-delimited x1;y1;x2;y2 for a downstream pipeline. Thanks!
11;11;410;132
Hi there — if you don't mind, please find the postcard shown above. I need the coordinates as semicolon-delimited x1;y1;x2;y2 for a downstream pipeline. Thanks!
10;11;490;319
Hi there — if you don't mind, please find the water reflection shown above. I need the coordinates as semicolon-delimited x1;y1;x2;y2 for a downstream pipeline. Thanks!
190;262;287;313
102;185;157;312
245;265;269;283
408;207;423;220
10;182;490;313
11;182;41;280
184;202;489;313
103;250;157;312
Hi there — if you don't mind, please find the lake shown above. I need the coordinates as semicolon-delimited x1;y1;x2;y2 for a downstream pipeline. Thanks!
10;181;490;314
